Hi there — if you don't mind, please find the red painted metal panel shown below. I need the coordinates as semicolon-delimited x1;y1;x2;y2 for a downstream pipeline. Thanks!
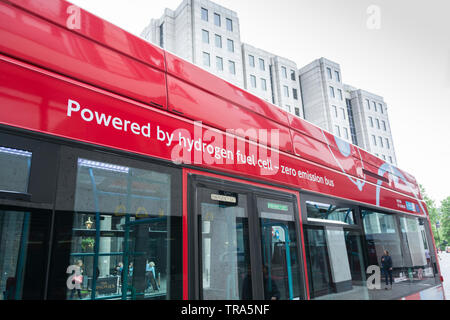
0;1;166;107
5;0;165;70
167;74;293;153
165;52;291;127
0;54;427;218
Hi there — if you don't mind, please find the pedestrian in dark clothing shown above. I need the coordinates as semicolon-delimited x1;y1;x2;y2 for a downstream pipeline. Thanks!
381;250;393;289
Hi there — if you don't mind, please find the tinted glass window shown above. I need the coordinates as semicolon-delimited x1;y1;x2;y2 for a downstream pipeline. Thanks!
49;150;182;300
0;146;32;193
306;201;355;224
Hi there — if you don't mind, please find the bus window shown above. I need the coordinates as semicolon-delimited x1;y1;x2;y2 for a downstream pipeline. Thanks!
0;146;32;194
399;217;437;289
257;197;302;300
49;148;182;300
197;187;252;300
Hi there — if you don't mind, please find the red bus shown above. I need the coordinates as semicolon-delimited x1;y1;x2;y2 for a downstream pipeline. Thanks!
0;0;444;300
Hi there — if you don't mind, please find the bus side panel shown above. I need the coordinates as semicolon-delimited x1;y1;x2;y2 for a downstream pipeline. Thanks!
0;1;167;108
166;74;293;153
165;52;292;129
0;56;428;218
4;0;166;70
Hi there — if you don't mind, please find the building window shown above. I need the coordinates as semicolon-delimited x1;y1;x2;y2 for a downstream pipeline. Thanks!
259;58;265;71
261;78;267;91
334;70;340;82
379;103;383;114
293;88;298;100
389;156;393;163
335;125;341;137
295;107;300;117
343;127;349;140
227;39;234;52
337;89;343;100
366;99;370;110
229;60;235;74
373;101;377;112
285;105;291;113
382;120;386;131
283;85;289;97
327;67;332;79
201;8;208;21
379;136;384;148
226;18;233;31
214;13;221;27
202;52;210;66
250;75;257;88
159;23;164;48
385;138;390;149
340;107;346;119
329;86;335;98
216;56;223;71
369;116;373;127
215;34;222;48
332;105;338;118
372;134;377;146
382;154;386;160
249;55;255;67
376;118;380;129
290;70;296;81
282;66;287;79
202;29;209;44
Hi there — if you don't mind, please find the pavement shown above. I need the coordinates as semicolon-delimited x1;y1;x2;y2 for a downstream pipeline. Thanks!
437;251;450;300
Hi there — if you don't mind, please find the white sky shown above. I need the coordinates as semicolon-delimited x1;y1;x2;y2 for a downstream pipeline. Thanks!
69;0;450;205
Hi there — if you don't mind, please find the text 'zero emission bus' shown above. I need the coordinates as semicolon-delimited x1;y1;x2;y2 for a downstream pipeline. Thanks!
0;0;444;300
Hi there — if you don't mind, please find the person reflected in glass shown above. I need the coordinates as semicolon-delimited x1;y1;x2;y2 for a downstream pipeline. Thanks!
241;265;280;300
70;259;84;300
128;262;133;277
146;261;159;292
116;262;124;292
263;266;280;300
381;250;393;290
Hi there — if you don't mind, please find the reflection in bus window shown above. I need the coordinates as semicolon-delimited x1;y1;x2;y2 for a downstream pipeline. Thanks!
306;201;355;224
258;198;302;300
199;189;251;300
400;216;436;287
0;146;32;193
66;158;180;300
361;210;438;299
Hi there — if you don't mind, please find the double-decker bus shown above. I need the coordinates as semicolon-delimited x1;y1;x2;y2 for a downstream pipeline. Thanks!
0;0;444;300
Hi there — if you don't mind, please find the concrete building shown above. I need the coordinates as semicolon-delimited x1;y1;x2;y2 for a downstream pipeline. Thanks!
141;0;244;88
299;57;397;165
142;1;397;164
241;43;304;117
347;87;397;164
298;58;351;142
141;0;302;118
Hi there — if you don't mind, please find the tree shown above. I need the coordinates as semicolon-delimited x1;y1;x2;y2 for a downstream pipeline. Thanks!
439;196;450;247
420;185;441;245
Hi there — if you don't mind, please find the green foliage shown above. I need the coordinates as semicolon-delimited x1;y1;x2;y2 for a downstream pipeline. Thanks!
420;185;450;249
439;196;450;247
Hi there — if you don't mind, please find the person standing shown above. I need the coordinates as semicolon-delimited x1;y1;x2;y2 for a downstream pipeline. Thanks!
381;250;393;290
70;259;84;299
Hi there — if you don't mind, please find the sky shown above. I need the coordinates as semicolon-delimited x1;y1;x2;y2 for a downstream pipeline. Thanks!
69;0;450;205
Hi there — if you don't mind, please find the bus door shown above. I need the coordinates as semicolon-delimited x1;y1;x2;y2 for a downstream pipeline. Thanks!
188;173;305;300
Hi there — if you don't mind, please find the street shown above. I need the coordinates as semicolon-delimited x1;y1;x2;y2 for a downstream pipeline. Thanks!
438;251;450;299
